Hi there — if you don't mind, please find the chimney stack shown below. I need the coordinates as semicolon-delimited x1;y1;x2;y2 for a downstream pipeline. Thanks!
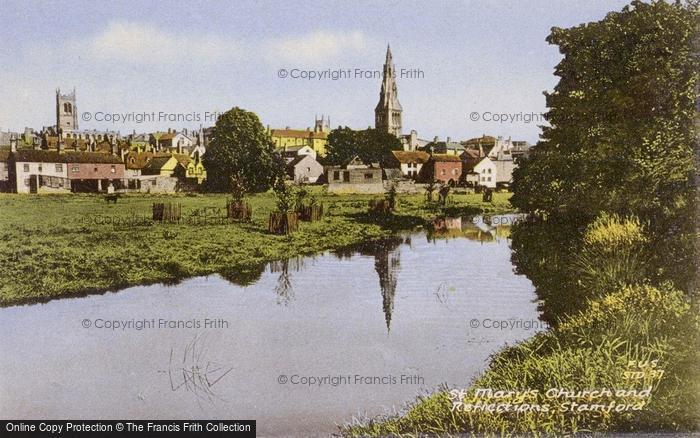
10;133;17;152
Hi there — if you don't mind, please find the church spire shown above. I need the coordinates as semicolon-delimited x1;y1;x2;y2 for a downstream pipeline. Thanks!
374;45;402;137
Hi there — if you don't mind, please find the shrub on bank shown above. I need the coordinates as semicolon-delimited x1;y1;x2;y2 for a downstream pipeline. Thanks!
345;283;699;436
573;214;648;301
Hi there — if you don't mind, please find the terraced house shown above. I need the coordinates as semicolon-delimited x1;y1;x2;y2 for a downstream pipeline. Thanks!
7;149;124;193
269;116;330;157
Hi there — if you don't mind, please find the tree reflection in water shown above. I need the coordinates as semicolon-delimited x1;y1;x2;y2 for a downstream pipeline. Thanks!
269;257;305;306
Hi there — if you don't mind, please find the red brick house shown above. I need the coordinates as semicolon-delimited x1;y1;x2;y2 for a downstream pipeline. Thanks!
420;154;462;185
64;152;125;192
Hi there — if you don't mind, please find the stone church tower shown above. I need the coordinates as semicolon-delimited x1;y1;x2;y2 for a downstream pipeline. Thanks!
374;45;402;137
56;88;78;133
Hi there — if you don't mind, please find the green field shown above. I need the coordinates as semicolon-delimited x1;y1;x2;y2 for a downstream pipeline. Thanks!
0;189;513;306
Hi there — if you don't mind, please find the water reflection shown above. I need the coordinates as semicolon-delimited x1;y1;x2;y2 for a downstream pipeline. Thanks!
427;214;524;243
0;215;540;436
260;215;525;331
269;257;305;305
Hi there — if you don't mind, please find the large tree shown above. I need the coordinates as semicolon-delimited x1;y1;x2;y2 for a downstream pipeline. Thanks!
325;127;402;167
511;0;698;289
203;107;282;193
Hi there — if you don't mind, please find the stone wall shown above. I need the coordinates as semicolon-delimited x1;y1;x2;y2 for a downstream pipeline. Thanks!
327;182;385;194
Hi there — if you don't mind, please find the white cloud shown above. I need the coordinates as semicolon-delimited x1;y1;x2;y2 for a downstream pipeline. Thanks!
87;21;244;64
263;30;370;66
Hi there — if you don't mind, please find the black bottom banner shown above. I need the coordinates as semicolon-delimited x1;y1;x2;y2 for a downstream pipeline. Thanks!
2;421;256;437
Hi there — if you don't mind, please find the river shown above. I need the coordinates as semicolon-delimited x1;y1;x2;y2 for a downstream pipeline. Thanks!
0;215;543;437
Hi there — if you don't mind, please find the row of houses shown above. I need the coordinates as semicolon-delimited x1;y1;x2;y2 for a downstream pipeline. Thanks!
0;137;207;194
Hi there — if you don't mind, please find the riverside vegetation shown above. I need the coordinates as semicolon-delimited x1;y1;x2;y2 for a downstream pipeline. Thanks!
346;1;699;435
0;189;513;306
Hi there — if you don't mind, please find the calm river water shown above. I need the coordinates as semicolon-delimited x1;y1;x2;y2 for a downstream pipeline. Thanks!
0;215;543;437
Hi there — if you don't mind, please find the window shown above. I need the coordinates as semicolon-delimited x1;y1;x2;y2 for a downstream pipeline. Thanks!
441;169;446;176
24;178;30;187
364;173;374;180
452;168;458;175
38;165;42;172
23;164;29;172
110;165;116;173
487;168;492;174
487;177;491;182
55;164;63;172
94;167;98;172
72;164;79;173
333;170;340;180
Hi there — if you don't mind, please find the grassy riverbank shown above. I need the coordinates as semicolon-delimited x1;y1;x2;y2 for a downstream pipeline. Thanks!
0;189;513;306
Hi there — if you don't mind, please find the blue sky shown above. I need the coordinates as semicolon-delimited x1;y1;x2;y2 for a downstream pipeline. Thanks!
0;0;630;142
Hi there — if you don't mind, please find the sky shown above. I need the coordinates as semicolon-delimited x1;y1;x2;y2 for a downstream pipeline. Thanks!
0;0;631;143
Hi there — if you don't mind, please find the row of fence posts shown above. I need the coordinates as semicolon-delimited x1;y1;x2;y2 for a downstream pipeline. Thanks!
152;201;324;235
268;203;324;235
226;200;252;221
152;203;181;222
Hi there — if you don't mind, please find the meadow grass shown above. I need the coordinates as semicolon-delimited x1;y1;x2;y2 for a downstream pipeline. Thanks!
0;188;513;306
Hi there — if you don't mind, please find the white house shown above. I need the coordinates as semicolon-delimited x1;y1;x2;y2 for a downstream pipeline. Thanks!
13;150;70;193
391;150;430;179
473;157;497;188
287;154;324;183
280;144;317;161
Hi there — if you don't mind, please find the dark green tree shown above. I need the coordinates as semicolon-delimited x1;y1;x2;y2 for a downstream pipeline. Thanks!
511;0;698;289
203;107;282;193
325;127;402;167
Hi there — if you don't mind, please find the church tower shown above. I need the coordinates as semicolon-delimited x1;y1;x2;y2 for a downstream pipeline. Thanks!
374;45;402;137
56;88;78;134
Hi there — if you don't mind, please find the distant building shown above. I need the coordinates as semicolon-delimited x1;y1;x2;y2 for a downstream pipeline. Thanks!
280;145;317;161
9;149;124;193
152;130;193;154
391;150;430;179
473;157;497;189
56;88;78;132
424;136;465;156
420;154;462;185
287;154;323;183
270;116;330;157
327;156;384;194
0;149;11;192
375;45;402;137
400;130;430;151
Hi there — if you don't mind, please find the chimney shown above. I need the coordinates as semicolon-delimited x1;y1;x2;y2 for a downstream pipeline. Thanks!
446;137;451;144
10;133;17;152
433;136;439;142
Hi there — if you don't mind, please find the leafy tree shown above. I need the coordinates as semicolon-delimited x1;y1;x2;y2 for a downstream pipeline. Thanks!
325;127;402;167
204;107;282;193
511;0;698;290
